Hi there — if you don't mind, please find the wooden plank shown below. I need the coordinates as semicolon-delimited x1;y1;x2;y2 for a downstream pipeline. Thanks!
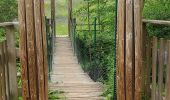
34;0;45;99
5;26;18;100
143;19;170;25
3;41;10;100
41;0;49;99
134;0;144;99
0;42;7;100
116;0;126;99
151;37;157;100
125;0;134;99
145;31;151;98
25;0;38;99
166;40;170;100
18;0;30;99
158;38;164;100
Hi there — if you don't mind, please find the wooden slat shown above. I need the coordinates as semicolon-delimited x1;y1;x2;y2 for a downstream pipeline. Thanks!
145;31;151;98
25;0;38;99
158;38;164;100
125;0;134;99
6;26;18;100
34;0;45;99
18;0;30;99
151;37;157;100
3;41;10;100
41;0;49;99
134;0;144;99
116;0;126;99
0;43;3;100
143;19;170;25
166;40;170;100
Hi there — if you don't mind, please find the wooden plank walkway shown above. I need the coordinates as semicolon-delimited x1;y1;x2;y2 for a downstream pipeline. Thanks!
49;36;105;100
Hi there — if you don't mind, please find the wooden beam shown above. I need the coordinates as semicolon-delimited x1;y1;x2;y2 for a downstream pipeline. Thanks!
125;0;134;99
0;22;18;27
18;0;30;99
34;0;45;99
41;0;49;100
143;19;170;25
134;0;144;99
116;0;126;99
25;0;38;99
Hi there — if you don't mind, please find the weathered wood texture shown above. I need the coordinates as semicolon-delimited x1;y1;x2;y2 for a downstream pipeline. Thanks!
125;0;134;99
151;37;157;100
134;0;144;99
0;28;18;100
158;39;164;100
166;41;170;100
116;0;126;99
6;25;18;100
18;0;48;99
116;0;144;100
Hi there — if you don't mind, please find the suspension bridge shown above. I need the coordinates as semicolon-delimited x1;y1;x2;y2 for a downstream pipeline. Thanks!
0;0;170;100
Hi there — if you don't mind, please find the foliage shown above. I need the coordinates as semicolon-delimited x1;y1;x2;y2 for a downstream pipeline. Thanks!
143;0;170;38
74;0;170;99
73;0;115;99
0;0;17;22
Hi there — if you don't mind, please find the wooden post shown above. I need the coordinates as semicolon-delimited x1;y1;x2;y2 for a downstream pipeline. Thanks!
158;38;164;100
151;37;157;100
116;0;126;99
34;0;45;99
134;0;144;99
41;1;49;100
19;0;48;99
125;0;134;99
6;26;18;100
18;0;30;99
144;24;151;99
166;40;170;100
25;0;38;99
68;0;72;37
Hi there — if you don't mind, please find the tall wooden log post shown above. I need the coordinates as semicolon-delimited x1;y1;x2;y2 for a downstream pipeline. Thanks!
68;0;73;37
19;0;48;99
116;0;144;100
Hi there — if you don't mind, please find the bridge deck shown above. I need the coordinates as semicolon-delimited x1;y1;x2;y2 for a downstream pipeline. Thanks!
49;36;105;100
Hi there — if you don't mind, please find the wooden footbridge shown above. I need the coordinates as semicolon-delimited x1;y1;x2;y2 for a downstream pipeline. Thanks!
0;0;170;100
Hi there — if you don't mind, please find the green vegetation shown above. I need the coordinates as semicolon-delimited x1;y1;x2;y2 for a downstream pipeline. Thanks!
73;0;170;99
0;0;170;99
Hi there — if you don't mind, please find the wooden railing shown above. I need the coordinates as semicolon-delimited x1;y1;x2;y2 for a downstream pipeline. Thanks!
0;22;18;100
143;20;170;100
